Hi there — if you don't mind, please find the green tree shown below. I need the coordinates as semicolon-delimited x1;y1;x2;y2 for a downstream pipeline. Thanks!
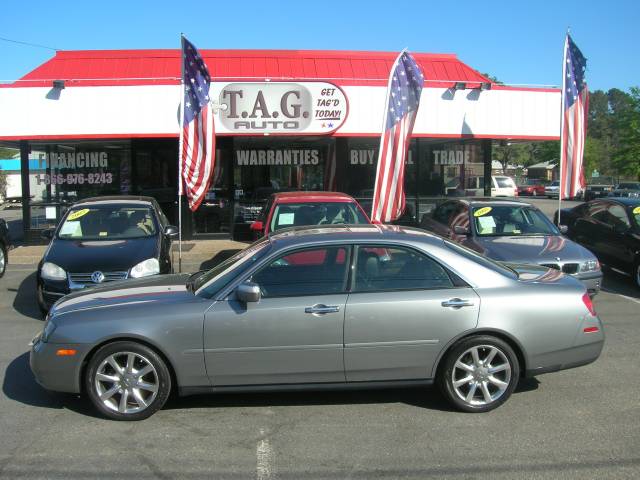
612;86;640;179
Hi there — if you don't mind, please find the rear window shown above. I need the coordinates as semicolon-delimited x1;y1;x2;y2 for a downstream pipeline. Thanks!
495;177;515;188
270;202;368;232
443;240;517;279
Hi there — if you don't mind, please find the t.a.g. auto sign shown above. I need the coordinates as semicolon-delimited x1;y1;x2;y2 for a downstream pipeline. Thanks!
217;82;348;135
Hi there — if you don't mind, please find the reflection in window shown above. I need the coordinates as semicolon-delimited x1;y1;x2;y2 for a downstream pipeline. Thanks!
252;246;348;297
354;246;453;292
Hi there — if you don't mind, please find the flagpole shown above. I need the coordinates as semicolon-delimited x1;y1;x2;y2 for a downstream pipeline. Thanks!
371;48;406;223
177;34;185;273
558;32;569;227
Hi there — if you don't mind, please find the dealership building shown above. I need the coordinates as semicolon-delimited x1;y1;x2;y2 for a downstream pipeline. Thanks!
0;49;560;240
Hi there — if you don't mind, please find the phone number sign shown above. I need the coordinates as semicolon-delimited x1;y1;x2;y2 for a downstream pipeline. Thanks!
36;173;114;186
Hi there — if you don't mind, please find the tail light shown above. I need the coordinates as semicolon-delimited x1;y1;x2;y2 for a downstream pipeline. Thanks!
582;292;596;316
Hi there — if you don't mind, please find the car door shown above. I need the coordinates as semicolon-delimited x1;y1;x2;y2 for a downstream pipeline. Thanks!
203;245;350;386
344;245;480;382
572;201;606;256
598;203;635;269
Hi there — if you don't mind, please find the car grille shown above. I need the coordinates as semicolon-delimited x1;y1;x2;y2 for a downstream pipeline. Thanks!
541;263;579;275
68;271;128;288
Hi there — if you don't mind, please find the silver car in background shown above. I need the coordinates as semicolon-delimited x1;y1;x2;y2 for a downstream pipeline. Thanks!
30;225;603;420
420;199;603;295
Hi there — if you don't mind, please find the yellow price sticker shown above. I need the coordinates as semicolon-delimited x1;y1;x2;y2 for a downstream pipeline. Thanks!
67;208;89;221
633;206;640;215
473;207;492;217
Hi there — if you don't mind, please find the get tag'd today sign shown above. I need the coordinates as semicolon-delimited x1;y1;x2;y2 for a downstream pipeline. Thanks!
216;82;348;135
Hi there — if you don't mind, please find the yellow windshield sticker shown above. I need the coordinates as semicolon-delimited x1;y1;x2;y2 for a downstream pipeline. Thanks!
633;206;640;215
67;208;89;221
474;207;492;217
99;231;108;237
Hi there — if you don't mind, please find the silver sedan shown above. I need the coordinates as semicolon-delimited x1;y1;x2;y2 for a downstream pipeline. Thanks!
30;225;604;420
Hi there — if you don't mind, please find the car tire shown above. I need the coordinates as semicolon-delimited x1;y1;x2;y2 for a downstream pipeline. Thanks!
634;260;640;289
36;284;49;316
85;341;172;421
0;242;6;278
438;335;520;413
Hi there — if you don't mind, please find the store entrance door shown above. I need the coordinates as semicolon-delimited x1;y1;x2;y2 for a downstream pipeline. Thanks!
192;142;233;237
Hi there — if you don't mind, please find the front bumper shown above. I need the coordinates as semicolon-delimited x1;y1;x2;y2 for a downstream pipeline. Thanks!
30;334;90;394
574;271;603;295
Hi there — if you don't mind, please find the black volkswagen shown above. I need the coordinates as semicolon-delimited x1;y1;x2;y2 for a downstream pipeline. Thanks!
37;196;178;313
556;197;640;288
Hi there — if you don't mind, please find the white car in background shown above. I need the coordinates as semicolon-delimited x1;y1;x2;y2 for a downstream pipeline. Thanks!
545;181;560;199
491;176;518;197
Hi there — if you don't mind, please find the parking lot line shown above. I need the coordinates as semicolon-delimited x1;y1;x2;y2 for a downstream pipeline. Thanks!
256;427;274;480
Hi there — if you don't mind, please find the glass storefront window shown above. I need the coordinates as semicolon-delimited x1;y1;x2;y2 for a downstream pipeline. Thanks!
27;141;132;230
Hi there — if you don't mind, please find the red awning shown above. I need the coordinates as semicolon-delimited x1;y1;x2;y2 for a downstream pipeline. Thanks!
10;49;491;88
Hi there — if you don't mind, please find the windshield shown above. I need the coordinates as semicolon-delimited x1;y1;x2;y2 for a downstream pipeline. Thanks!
270;202;368;232
471;205;559;237
57;205;157;240
194;238;270;295
618;183;640;190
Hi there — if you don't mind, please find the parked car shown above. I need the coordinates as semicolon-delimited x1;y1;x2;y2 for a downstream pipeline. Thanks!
36;196;178;313
250;191;370;238
555;197;640;288
420;199;602;295
445;176;517;197
30;224;603;420
544;181;560;198
517;178;547;197
0;218;10;278
584;178;615;201
610;182;640;198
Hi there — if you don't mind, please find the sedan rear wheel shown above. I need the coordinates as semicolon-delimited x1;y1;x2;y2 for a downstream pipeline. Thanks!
86;341;171;420
438;336;519;412
0;242;6;278
635;261;640;289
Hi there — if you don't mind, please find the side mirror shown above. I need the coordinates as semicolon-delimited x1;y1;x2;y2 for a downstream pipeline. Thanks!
236;282;261;303
559;225;569;234
250;221;264;233
41;229;54;240
164;225;179;238
453;225;470;235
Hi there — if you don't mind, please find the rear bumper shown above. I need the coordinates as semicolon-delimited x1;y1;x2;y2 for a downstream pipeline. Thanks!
525;315;604;377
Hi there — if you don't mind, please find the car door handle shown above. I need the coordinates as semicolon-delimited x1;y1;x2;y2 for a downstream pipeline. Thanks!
305;304;340;315
441;298;475;309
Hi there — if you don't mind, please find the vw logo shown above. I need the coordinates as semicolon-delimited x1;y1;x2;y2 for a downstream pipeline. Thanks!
91;271;105;283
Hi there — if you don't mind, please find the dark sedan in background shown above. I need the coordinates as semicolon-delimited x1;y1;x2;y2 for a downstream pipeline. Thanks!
36;196;178;312
421;199;602;294
556;197;640;288
0;217;10;278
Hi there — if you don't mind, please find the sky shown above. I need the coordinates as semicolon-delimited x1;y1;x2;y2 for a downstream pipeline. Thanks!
0;0;638;92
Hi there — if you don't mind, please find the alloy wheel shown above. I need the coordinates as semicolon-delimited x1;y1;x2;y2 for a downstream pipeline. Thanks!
0;247;5;275
451;345;512;406
94;351;159;414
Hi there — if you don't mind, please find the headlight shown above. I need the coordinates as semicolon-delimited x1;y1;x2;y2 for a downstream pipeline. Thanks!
41;319;57;343
580;259;600;272
130;258;160;278
41;262;66;281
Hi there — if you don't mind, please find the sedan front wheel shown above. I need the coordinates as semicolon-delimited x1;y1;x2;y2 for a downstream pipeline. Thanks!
86;341;172;420
438;336;519;412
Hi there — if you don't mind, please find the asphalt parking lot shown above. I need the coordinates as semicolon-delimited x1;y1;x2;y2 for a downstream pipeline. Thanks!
1;199;639;479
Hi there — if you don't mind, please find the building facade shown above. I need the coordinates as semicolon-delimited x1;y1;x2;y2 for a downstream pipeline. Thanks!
0;49;560;240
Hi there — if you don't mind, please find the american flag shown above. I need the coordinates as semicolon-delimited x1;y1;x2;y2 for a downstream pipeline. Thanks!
560;34;588;200
371;51;423;223
180;36;215;211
